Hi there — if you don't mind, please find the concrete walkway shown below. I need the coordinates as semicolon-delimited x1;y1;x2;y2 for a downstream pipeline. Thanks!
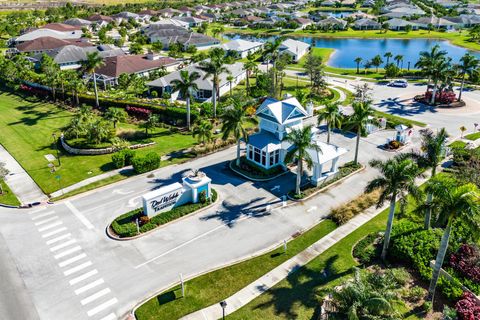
0;145;47;205
180;201;388;320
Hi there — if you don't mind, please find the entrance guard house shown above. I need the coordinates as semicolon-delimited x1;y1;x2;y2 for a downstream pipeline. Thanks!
246;97;347;186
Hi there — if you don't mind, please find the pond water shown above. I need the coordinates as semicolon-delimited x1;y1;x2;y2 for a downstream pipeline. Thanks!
226;34;480;68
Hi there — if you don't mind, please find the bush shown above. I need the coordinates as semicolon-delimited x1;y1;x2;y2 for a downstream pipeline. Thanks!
455;291;480;319
352;232;381;265
111;149;136;169
450;244;480;284
437;275;464;301
331;190;380;225
132;152;161;174
403;286;426;303
234;156;285;178
387;267;412;286
199;190;207;204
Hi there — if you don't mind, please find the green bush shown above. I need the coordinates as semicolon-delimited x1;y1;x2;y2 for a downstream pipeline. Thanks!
403;286;426;303
352;232;381;265
199;190;207;204
112;149;136;169
437;275;464;301
132;152;160;174
111;189;218;238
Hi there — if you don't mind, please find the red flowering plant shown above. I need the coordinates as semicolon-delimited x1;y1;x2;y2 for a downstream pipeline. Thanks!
450;244;480;284
125;106;152;119
456;291;480;320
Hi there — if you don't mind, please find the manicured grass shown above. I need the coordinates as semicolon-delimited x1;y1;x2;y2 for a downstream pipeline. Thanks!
135;219;338;320
0;180;21;206
449;140;467;149
0;91;197;194
227;207;390;319
464;132;480;141
333;86;353;106
373;110;427;128
291;47;335;67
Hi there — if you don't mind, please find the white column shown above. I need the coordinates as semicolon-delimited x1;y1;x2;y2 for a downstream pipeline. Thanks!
311;163;324;186
331;157;339;173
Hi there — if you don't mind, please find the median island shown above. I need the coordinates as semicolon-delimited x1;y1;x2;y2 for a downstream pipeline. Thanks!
109;170;217;239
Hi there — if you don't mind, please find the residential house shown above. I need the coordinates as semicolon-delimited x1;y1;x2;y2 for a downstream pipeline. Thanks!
353;18;381;30
94;54;179;86
13;23;83;44
294;17;314;29
386;18;422;30
173;16;206;27
13;36;93;55
144;24;219;50
444;14;480;27
63;18;92;28
113;11;140;24
157;8;182;18
222;39;264;58
147;61;246;101
412;16;458;30
246;97;347;185
86;14;114;26
317;17;348;30
279;38;310;62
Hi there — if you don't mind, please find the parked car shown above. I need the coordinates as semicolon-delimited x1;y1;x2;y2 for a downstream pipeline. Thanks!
388;79;408;88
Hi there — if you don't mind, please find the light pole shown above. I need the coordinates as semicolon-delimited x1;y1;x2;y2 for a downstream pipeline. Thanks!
220;300;227;320
52;133;61;166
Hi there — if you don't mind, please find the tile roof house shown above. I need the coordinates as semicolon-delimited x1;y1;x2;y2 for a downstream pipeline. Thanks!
279;38;310;62
158;8;183;18
294;17;314;29
86;14;114;23
173;16;206;27
246;97;347;185
386;18;422;30
221;39;264;58
317;16;348;30
412;16;458;29
144;24;220;50
147;61;246;101
444;14;480;27
94;54;180;86
63;18;93;27
14;36;93;54
353;18;381;30
13;25;83;44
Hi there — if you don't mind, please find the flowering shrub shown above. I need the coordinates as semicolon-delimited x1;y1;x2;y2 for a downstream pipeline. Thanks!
450;244;480;284
455;291;480;320
126;106;152;119
424;90;457;104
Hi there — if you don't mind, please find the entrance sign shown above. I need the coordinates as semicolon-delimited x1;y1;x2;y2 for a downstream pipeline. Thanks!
142;183;184;217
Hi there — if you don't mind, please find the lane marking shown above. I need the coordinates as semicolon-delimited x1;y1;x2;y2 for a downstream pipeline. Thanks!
135;215;251;269
74;279;104;295
31;211;55;220
54;246;82;259
28;207;47;215
34;216;59;226
46;233;71;245
80;288;111;305
65;201;94;230
50;239;77;252
64;261;93;276
99;313;116;320
42;227;68;238
69;269;98;285
38;221;63;232
59;253;87;267
87;298;118;317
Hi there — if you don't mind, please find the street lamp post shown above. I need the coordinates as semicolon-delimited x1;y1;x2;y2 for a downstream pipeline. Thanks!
52;133;61;166
220;301;227;320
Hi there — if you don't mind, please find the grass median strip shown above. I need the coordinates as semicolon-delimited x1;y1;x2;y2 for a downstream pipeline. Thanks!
0;180;21;206
465;132;480;141
135;219;338;319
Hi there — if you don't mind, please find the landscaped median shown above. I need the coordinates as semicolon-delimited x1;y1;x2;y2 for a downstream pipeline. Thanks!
108;189;218;239
0;180;20;207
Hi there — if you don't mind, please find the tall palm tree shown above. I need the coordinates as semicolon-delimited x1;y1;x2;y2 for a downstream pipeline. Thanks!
425;176;480;300
243;58;257;93
429;57;451;105
394;54;404;68
104;108;127;129
82;52;104;108
456;53;479;102
354;57;362;74
170;70;200;130
198;56;228;118
366;154;423;260
40;53;60;100
283;125;321;196
416;45;448;100
192;119;213;145
415;128;448;229
317;102;342;144
371;55;383;73
221;99;256;166
384;51;393;66
349;100;375;164
263;37;284;96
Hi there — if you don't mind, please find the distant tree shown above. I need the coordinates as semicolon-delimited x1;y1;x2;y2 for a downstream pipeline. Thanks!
371;54;383;73
141;114;159;137
317;101;342;144
354;57;362;74
104;108;127;129
192;119;213;145
129;42;143;54
405;24;413;33
456;53;479;102
349;100;375;164
170;70;200;130
384;51;393;66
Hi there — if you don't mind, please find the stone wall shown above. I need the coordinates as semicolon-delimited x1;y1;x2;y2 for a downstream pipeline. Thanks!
60;137;155;155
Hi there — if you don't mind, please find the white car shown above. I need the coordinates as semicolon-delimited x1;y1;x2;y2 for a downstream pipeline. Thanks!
388;79;408;88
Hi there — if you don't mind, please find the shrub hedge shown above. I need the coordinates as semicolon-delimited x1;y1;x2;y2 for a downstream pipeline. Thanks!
232;156;285;179
352;232;382;265
330;190;380;225
132;152;160;173
112;149;136;169
111;189;218;238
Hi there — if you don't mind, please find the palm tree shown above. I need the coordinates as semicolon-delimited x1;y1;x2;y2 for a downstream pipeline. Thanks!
371;55;383;73
456;53;479;102
263;37;284;96
227;74;234;96
366;154;423;260
415;128;448;229
82;52;104;108
283;125;321;196
384;52;393;66
425;176;480;300
40;54;60;100
141;114;159;137
317;102;342;144
170;70;200;130
104;108;127;129
198;55;228;118
429;57;451;105
192;119;213;144
349;100;375;164
354;57;362;74
243;59;257;93
394;54;404;68
416;45;448;101
221;99;256;166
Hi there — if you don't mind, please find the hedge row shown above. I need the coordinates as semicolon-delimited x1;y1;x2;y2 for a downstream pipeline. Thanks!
111;189;218;238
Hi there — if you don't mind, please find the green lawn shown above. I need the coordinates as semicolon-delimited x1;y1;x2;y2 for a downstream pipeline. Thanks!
135;219;338;320
0;180;21;206
464;132;480;141
0;91;197;195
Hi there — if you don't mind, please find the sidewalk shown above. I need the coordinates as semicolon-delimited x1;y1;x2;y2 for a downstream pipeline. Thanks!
180;201;388;320
0;145;47;205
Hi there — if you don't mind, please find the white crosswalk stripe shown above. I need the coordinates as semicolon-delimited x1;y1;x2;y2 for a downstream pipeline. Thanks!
86;298;118;317
34;216;58;226
38;221;63;232
63;261;92;276
74;279;105;295
28;207;47;215
58;253;87;267
31;211;55;220
54;246;82;259
99;313;117;320
42;227;67;238
45;233;71;245
69;269;98;285
50;239;77;252
80;288;111;305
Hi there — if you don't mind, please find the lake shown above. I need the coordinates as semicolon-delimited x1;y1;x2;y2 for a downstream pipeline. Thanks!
225;34;480;68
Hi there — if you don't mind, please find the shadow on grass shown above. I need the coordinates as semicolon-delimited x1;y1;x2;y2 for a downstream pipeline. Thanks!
156;287;180;307
251;255;353;319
